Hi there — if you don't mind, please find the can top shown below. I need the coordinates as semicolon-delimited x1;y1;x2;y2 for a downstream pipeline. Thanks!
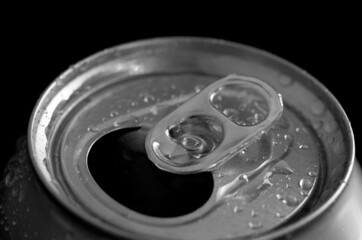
28;37;354;240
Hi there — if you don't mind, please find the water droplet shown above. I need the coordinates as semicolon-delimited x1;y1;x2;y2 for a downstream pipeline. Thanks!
283;134;291;140
131;101;137;107
5;171;16;187
251;210;259;217
233;206;243;213
195;85;203;93
278;75;293;87
110;111;119;117
308;171;318;177
300;190;309;196
311;101;326;116
272;162;294;175
87;126;99;133
248;220;263;229
298;144;309;150
12;220;16;226
299;178;313;190
24;233;28;238
276;212;285;218
4;225;9;231
277;194;300;207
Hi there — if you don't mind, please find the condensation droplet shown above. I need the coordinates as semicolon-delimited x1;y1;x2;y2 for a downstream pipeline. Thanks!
308;171;318;177
195;85;203;93
272;163;294;175
276;193;300;206
300;190;309;196
311;101;326;116
298;144;309;150
233;206;243;213
299;178;313;190
250;210;259;217
283;134;291;140
248;220;263;229
87;126;99;133
131;101;137;107
110;111;119;117
217;173;224;178
276;212;285;218
12;220;17;226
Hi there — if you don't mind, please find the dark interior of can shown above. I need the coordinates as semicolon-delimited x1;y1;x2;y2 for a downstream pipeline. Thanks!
88;127;214;217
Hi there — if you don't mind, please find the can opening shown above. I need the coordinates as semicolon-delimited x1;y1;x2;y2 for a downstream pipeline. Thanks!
88;127;214;218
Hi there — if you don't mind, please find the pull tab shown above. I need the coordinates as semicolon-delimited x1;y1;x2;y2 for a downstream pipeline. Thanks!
145;75;283;174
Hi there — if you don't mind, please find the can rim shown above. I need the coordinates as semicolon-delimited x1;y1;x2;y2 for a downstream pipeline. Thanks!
27;37;355;240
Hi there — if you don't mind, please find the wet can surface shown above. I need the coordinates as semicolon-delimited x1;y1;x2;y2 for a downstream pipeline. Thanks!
1;38;361;239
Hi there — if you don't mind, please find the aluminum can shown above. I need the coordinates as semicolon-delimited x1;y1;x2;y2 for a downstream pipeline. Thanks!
1;37;361;240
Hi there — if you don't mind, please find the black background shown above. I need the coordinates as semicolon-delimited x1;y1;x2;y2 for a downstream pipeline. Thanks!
2;17;361;173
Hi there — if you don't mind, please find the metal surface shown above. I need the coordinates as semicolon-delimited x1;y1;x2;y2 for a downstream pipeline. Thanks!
0;37;359;239
145;75;283;174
